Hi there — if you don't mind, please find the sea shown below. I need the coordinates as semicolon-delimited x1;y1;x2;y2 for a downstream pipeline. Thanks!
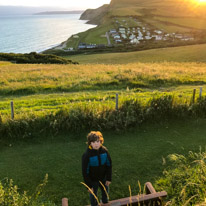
0;14;96;53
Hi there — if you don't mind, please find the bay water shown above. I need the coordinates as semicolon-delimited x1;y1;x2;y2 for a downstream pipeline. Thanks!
0;14;96;53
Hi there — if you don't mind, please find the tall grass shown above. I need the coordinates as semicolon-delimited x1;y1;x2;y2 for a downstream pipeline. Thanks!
0;174;55;206
1;62;206;95
155;149;206;205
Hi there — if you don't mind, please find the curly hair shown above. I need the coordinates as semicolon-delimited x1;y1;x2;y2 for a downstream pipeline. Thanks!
87;131;104;145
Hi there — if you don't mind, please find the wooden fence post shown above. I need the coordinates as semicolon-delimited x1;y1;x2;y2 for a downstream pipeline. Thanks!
199;87;203;99
11;101;14;119
62;198;68;206
116;93;119;110
192;89;196;104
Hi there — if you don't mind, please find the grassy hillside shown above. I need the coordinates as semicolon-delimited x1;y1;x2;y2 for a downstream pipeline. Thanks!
67;43;206;64
1;60;206;122
110;0;206;17
1;61;206;95
51;0;206;52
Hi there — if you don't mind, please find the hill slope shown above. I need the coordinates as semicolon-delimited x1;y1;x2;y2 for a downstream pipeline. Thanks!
67;43;206;64
81;0;206;26
46;0;206;53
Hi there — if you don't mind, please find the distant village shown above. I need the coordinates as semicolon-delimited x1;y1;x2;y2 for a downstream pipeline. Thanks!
67;18;195;51
108;26;194;45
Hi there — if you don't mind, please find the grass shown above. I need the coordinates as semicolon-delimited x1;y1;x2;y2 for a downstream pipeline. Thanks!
0;85;205;120
66;20;115;49
143;17;192;33
1;119;206;205
154;16;206;30
1;60;206;120
1;41;206;205
67;44;206;64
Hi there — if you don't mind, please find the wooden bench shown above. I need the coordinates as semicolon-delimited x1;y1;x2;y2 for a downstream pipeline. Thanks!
62;182;167;206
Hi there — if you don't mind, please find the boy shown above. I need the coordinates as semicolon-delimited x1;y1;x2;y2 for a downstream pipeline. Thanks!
82;131;112;206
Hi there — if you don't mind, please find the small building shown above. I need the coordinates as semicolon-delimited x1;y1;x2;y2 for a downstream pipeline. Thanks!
121;34;127;39
73;35;79;38
86;44;96;49
78;43;86;49
111;32;119;37
114;35;121;39
137;36;144;40
115;39;122;43
154;35;162;40
130;38;140;44
129;34;136;40
110;29;117;34
175;34;183;39
145;36;152;40
182;37;194;41
154;30;163;34
119;27;126;33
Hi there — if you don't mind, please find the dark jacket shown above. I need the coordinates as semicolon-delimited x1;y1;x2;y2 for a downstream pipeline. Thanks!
82;146;112;188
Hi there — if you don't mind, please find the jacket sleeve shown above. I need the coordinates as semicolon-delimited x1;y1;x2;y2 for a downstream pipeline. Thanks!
82;152;93;188
106;151;112;182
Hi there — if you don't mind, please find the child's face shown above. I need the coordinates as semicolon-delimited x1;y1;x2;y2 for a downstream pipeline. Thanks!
90;140;101;150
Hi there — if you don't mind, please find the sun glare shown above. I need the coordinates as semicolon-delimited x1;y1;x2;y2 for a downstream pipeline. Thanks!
193;0;206;4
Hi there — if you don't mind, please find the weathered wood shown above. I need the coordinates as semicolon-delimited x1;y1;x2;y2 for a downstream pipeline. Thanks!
116;93;119;110
145;182;156;194
98;191;167;206
192;88;196;104
11;101;14;119
83;182;167;206
62;198;68;206
199;87;203;99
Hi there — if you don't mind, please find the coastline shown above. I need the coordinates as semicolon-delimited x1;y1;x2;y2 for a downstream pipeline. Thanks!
37;43;62;53
0;14;95;54
38;20;96;54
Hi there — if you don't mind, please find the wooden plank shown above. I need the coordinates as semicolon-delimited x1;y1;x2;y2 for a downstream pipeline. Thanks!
62;198;68;206
145;182;156;194
86;191;167;206
100;191;167;206
62;182;167;206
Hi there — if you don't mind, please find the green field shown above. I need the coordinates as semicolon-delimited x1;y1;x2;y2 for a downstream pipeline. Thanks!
1;119;206;205
1;59;206;120
67;44;206;64
1;56;206;205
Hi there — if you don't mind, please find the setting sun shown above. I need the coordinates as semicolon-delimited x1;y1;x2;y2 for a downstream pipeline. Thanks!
193;0;206;4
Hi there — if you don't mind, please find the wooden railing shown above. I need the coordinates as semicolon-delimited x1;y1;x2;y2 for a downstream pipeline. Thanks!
62;182;167;206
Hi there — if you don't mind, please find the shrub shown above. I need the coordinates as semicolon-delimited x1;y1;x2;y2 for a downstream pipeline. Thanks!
146;95;174;120
0;52;78;64
190;97;206;118
155;150;206;205
119;99;144;127
0;174;55;206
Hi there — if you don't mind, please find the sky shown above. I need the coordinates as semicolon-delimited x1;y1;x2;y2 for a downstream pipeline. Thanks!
0;0;111;10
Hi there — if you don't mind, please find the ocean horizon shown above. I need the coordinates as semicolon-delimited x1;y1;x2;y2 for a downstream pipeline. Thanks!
0;14;96;53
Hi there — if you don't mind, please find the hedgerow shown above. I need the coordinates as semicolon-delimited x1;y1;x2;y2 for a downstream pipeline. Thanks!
0;52;78;64
1;95;206;141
